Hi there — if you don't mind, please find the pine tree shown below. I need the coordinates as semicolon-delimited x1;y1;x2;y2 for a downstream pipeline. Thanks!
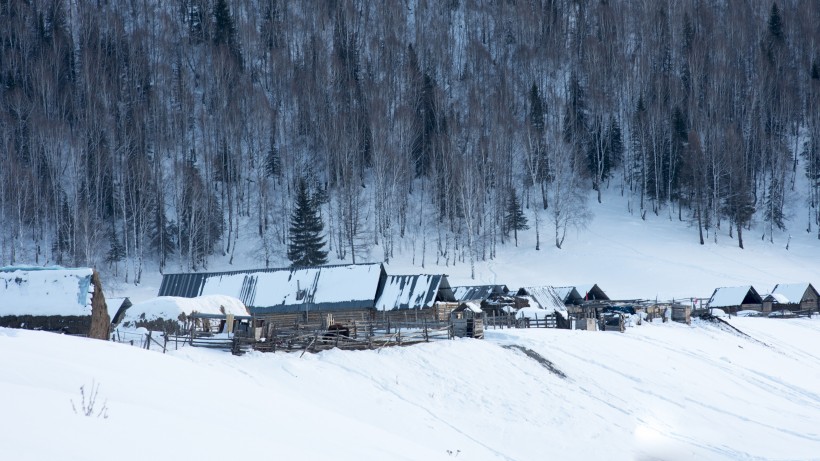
504;189;529;247
287;179;328;267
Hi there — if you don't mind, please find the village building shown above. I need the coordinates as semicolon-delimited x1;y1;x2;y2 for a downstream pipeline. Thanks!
451;284;513;316
0;266;106;336
762;283;819;313
159;263;386;325
450;302;484;338
706;286;763;314
375;274;457;321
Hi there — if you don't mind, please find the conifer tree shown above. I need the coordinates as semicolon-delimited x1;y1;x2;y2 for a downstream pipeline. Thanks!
504;189;529;247
287;179;328;267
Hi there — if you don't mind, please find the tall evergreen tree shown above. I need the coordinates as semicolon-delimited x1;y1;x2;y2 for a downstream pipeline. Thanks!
504;189;529;247
287;179;328;267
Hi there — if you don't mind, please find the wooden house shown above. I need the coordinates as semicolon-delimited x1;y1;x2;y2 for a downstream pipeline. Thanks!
762;283;819;313
451;284;513;316
158;263;387;326
376;274;457;322
706;286;763;314
0;266;104;335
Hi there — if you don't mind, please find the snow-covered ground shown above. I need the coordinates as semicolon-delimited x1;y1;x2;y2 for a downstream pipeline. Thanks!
107;190;820;304
3;315;820;460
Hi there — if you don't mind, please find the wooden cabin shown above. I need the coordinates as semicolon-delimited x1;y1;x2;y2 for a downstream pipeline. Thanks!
706;286;763;314
762;283;819;313
375;273;457;322
0;266;103;335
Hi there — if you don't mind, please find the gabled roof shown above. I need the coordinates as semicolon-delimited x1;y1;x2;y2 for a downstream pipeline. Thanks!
159;263;386;314
771;283;818;304
376;274;455;311
707;286;762;308
763;293;790;304
553;287;583;305
0;266;94;316
516;286;567;312
451;284;509;302
574;283;610;301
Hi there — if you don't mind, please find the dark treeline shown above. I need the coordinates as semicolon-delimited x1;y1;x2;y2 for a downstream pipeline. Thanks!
1;0;818;281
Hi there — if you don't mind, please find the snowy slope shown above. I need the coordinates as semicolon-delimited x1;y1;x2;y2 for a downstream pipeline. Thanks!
3;317;820;460
108;190;820;307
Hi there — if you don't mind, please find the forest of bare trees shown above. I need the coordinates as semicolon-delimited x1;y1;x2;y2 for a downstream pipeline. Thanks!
1;0;818;279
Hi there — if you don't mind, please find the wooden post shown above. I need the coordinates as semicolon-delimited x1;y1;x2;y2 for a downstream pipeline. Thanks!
145;330;152;350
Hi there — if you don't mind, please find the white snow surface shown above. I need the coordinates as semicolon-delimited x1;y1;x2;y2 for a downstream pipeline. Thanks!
0;267;93;316
5;317;820;460
122;295;249;324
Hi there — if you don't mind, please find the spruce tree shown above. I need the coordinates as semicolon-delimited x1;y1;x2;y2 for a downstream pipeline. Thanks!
288;179;328;267
504;189;529;247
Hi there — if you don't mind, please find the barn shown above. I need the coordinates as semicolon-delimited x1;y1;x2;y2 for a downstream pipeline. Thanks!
158;263;388;325
375;274;457;321
762;283;819;313
706;286;763;314
0;266;106;336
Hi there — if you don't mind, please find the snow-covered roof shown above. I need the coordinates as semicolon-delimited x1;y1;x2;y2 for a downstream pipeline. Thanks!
771;283;817;304
461;301;483;313
707;286;762;308
123;295;249;324
517;287;567;312
764;293;790;304
375;274;454;311
106;297;129;319
451;285;508;302
178;263;386;314
0;266;94;316
553;286;582;304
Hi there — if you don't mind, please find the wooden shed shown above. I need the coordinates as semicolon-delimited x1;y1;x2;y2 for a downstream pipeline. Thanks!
375;273;457;322
706;286;763;314
450;302;484;339
763;283;819;313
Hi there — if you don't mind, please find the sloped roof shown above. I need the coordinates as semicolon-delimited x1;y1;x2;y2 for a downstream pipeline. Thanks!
376;274;455;310
452;284;509;302
159;263;386;314
0;266;94;316
553;287;583;304
516;286;567;312
764;293;790;304
574;283;610;301
707;286;762;308
771;283;818;304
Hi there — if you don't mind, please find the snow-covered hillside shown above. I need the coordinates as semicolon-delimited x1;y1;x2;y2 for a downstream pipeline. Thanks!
111;190;820;305
3;317;820;460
